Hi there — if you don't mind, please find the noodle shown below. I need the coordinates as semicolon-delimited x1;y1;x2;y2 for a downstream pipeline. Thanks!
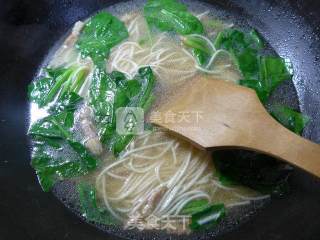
44;9;268;234
96;131;265;229
108;14;198;86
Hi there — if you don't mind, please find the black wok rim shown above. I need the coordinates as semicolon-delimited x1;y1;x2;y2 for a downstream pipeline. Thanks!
1;0;320;240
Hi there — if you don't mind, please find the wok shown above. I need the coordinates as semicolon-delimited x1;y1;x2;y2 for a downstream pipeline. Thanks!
1;0;320;239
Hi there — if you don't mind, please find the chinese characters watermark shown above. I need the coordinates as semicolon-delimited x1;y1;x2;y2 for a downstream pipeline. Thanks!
116;107;204;136
149;110;203;124
126;214;191;232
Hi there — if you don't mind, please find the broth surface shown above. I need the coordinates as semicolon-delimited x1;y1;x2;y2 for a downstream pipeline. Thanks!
29;0;299;238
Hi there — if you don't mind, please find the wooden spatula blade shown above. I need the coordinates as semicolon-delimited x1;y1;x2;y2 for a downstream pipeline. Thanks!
150;77;320;177
151;77;263;148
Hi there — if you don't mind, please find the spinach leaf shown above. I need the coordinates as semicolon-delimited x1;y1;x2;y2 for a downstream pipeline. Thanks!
78;183;119;225
89;69;143;145
33;135;63;149
214;29;263;54
43;68;76;106
240;57;292;102
28;77;56;107
46;67;70;79
32;143;97;192
213;150;292;197
126;80;142;98
89;67;155;155
215;171;238;187
89;69;135;145
260;56;293;89
214;29;293;103
68;140;97;171
58;67;89;98
89;68;119;145
29;110;98;191
181;199;210;215
129;67;156;109
49;92;83;114
214;29;262;79
28;67;75;108
112;135;135;156
189;204;226;231
29;111;74;139
111;67;156;155
31;145;57;191
76;12;129;67
28;66;88;109
271;105;310;135
144;0;204;35
181;35;213;66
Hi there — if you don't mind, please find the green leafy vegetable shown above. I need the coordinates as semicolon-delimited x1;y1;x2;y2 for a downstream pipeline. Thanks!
253;56;292;101
68;140;98;170
129;67;156;108
43;68;76;106
271;105;310;135
46;67;70;79
126;80;142;98
28;66;88;110
31;141;97;192
76;12;129;67
214;29;262;79
181;199;210;215
70;68;90;93
181;35;213;66
249;29;265;49
29;111;74;139
213;150;292;196
49;92;83;114
214;29;293;102
29;110;98;191
78;183;119;225
182;36;212;54
28;67;76;108
33;135;63;149
215;171;238;187
144;0;204;35
214;29;264;54
89;67;156;155
28;76;56;107
89;68;118;144
59;67;89;98
111;67;156;155
89;69;137;145
189;204;226;231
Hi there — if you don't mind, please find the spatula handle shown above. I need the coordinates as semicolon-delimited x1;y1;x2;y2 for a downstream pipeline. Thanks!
243;109;320;177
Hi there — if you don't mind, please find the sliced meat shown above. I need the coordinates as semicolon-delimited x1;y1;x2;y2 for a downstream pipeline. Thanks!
142;186;167;216
64;21;85;47
78;106;103;156
125;186;167;230
49;21;87;68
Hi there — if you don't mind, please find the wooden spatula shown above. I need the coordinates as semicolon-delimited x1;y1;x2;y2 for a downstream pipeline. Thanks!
150;76;320;177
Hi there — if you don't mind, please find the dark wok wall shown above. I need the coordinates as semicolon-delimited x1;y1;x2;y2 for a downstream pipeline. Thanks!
1;0;320;240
